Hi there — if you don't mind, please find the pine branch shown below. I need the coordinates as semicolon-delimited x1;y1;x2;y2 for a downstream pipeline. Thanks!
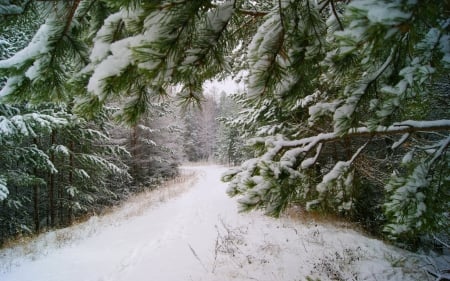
330;0;343;31
256;120;450;168
278;120;450;150
181;1;235;69
306;0;323;50
63;0;82;35
237;9;268;17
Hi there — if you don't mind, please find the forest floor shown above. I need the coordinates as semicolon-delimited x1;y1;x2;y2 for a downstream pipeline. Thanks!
0;165;448;281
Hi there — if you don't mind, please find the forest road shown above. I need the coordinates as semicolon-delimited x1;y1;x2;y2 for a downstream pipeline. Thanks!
0;165;259;281
0;165;433;281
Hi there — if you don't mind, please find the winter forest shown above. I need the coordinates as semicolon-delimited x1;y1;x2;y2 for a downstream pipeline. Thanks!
0;0;449;278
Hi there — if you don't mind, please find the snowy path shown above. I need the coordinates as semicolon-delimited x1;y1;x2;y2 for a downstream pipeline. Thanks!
0;165;436;281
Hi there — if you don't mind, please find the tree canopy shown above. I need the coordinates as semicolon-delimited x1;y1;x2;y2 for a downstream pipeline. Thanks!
1;0;449;245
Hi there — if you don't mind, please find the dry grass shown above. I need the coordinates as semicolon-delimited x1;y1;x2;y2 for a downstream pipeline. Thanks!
284;205;355;230
0;169;198;255
93;169;198;221
1;233;39;252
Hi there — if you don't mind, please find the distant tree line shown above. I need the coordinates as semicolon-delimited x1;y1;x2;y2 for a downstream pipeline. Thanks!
182;91;250;165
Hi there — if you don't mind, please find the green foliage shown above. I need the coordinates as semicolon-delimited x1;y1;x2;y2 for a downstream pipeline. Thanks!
215;92;251;166
0;1;186;244
384;151;450;245
1;0;449;248
0;103;131;242
221;0;450;247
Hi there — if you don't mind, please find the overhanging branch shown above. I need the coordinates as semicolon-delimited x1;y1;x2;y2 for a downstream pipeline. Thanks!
277;119;450;149
261;119;450;167
237;9;269;17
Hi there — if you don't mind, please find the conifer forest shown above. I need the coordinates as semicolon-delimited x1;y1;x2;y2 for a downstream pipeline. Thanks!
0;0;449;257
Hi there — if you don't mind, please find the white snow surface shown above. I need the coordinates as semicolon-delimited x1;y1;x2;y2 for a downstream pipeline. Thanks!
0;165;439;281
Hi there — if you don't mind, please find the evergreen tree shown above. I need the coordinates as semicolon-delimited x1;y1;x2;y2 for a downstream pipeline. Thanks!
223;0;450;245
0;1;132;242
0;103;66;237
0;103;130;242
122;99;181;184
1;0;449;246
182;94;218;162
215;92;250;165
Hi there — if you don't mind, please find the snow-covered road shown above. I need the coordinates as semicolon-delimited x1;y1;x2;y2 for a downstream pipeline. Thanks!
0;165;436;281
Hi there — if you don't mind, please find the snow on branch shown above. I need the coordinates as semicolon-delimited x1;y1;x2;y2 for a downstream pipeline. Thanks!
181;1;234;68
333;49;395;134
391;133;410;150
383;132;449;239
0;176;8;201
300;143;323;169
0;1;23;16
0;112;68;137
89;11;125;64
316;142;367;191
0;21;53;71
383;133;449;238
0;2;85;99
263;120;450;152
248;120;449;182
246;9;285;97
87;35;141;98
428;135;450;165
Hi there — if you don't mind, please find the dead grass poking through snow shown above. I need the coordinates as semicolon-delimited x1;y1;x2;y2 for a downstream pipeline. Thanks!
110;168;198;220
284;205;367;233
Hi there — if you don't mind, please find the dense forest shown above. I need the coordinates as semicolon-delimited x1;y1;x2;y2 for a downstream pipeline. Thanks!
0;0;449;251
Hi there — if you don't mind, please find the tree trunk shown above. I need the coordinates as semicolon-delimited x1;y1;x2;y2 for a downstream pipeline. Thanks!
33;138;40;234
68;141;74;225
33;180;40;233
58;171;64;226
131;125;139;179
49;131;56;227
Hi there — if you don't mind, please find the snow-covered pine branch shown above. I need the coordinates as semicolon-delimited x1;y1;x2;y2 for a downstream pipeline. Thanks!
246;9;284;97
252;120;450;154
180;1;234;69
0;105;67;138
384;137;449;240
224;119;449;214
0;1;88;102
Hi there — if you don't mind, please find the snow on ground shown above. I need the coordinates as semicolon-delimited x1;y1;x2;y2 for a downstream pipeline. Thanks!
0;165;446;281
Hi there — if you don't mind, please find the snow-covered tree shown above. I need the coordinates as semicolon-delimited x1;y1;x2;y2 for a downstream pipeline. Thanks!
222;0;450;244
0;2;131;241
0;103;130;241
215;92;250;165
74;0;237;124
1;0;449;245
182;94;218;162
121;99;181;184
